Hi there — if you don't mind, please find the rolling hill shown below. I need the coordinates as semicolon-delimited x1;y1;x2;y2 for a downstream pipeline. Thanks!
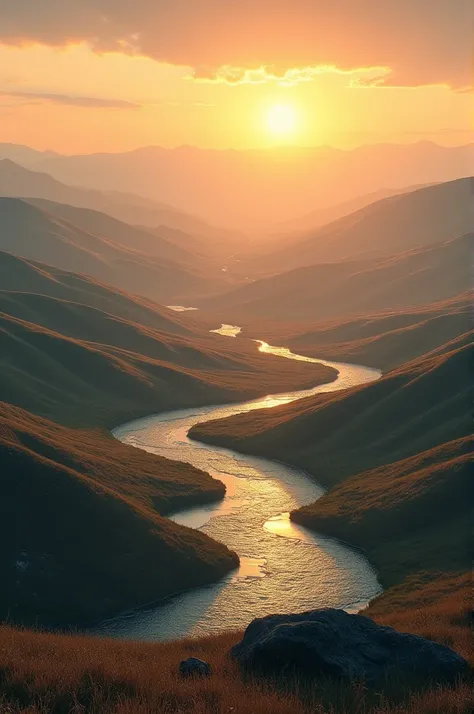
190;337;471;486
0;250;335;630
272;184;430;235
0;402;238;628
25;198;204;265
190;337;471;660
249;294;471;371
0;197;234;304
0;250;336;427
0;157;240;247
199;232;471;321
256;177;474;272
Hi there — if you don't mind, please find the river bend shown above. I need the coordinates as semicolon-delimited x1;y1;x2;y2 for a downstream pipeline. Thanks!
102;339;382;641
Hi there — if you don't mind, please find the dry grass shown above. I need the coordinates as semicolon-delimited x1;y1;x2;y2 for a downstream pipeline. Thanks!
0;618;471;714
0;570;472;712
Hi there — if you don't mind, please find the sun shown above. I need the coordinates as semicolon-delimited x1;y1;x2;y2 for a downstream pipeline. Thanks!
266;104;297;136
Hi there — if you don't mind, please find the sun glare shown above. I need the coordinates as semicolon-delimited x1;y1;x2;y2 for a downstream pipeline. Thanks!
266;104;297;136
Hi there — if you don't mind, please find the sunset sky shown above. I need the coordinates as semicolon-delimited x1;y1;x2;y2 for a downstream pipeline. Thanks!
1;1;472;154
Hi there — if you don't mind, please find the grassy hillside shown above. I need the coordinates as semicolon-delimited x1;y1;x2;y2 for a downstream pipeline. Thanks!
0;250;336;427
0;250;199;334
0;198;232;304
258;176;474;271
199;233;471;321
191;339;471;484
0;403;238;627
245;293;471;371
294;436;471;598
187;340;472;713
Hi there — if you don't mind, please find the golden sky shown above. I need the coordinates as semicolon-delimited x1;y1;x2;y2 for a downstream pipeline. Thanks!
0;1;472;153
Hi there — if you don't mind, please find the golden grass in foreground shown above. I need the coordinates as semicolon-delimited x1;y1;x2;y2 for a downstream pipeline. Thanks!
0;584;472;714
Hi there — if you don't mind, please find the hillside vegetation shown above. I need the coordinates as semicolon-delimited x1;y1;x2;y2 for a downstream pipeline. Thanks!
188;339;472;712
0;624;472;714
191;339;471;484
0;403;238;627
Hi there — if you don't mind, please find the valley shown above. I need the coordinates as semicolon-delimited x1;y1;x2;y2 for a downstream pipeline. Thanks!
0;136;471;714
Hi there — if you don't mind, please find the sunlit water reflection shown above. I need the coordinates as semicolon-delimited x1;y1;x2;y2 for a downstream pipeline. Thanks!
100;339;382;641
210;323;242;337
166;305;199;312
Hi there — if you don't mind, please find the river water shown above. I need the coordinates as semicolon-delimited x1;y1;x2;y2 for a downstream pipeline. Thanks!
100;338;382;641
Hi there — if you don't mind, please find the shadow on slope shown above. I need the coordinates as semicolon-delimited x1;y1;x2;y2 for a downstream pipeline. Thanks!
0;403;238;628
191;338;471;486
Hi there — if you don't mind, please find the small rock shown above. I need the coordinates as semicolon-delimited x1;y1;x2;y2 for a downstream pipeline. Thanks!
179;657;212;678
231;608;468;685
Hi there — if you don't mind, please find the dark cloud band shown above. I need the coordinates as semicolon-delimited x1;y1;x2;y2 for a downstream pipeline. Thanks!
0;1;471;88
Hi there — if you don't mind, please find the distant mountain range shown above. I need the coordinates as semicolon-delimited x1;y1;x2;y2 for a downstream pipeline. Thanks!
1;141;472;229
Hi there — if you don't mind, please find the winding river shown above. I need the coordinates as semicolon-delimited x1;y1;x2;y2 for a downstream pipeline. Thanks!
100;336;382;641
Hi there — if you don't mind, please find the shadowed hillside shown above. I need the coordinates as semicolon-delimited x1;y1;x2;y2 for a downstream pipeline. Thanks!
0;403;238;627
199;232;471;321
190;339;472;701
293;436;471;593
191;339;471;486
0;250;200;334
245;294;471;371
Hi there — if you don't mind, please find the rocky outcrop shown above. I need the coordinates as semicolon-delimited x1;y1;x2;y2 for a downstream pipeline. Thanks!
179;658;212;678
231;609;468;684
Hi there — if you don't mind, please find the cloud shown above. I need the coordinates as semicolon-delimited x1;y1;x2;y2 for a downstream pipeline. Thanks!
0;89;140;108
0;1;471;89
191;64;392;86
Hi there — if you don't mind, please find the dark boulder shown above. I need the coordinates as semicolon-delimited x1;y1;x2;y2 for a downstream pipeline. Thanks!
231;609;468;684
179;657;212;678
